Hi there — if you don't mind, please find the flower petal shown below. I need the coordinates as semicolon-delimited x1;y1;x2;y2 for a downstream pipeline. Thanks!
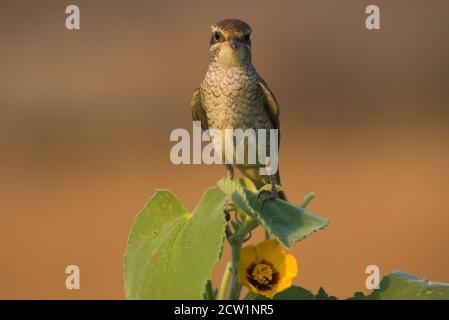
239;244;257;270
238;239;298;299
238;244;258;288
274;278;294;295
276;253;298;278
255;239;286;267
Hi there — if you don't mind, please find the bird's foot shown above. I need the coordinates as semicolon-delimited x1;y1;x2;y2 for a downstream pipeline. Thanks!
258;185;278;211
258;188;278;201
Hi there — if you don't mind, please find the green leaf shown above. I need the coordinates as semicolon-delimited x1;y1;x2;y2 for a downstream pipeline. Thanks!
315;287;338;300
346;291;367;300
367;270;449;300
255;286;315;300
257;271;449;301
254;286;336;300
124;187;227;299
218;178;329;248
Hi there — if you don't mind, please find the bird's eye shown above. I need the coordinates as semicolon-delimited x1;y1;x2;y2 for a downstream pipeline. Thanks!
213;32;223;42
242;34;250;42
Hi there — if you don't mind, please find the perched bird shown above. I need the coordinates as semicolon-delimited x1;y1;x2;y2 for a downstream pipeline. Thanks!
191;18;286;201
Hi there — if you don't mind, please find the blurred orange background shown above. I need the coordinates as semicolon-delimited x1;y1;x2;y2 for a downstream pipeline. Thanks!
1;0;448;299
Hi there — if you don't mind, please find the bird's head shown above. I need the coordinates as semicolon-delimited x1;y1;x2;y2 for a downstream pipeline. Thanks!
209;19;253;67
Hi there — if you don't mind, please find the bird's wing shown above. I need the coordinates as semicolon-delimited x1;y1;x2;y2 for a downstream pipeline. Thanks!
258;79;280;130
191;87;209;130
259;79;283;187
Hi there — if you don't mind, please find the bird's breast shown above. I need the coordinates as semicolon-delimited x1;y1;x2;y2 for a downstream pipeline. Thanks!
201;66;271;131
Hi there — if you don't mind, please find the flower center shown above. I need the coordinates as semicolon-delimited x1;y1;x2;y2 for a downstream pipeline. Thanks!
251;263;273;285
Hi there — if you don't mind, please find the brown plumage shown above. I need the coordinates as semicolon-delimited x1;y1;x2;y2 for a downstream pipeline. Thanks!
191;18;286;200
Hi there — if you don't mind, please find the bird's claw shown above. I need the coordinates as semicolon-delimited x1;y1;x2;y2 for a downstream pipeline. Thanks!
258;188;278;212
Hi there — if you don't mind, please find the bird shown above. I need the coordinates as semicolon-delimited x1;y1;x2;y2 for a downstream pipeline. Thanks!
191;18;287;201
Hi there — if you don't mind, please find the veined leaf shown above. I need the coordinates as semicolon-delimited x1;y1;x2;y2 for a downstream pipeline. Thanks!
366;270;449;300
124;187;227;299
218;178;328;248
256;271;449;300
255;286;336;300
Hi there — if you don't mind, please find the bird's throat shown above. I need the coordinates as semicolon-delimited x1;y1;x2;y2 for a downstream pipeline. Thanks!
217;45;246;67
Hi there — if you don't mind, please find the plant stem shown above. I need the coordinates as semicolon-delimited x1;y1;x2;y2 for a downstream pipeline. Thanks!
264;229;271;240
227;240;242;300
225;217;258;300
218;262;232;300
300;192;315;208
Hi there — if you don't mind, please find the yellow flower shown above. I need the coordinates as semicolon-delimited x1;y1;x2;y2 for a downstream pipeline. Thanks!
238;239;298;298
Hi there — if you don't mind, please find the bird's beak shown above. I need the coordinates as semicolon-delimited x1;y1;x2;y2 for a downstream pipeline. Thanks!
229;39;239;50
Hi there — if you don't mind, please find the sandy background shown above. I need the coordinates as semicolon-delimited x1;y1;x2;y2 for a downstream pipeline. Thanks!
1;0;448;299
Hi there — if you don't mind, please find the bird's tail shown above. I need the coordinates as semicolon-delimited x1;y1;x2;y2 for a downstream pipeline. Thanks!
278;189;288;201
